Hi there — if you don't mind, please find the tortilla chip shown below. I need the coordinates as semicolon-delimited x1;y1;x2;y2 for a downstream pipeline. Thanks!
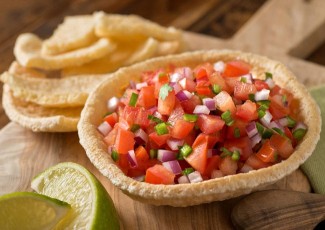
78;50;321;206
14;33;116;70
42;15;96;55
94;11;182;42
2;84;81;132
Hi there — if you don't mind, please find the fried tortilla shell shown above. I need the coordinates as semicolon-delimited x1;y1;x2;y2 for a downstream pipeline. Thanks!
78;50;321;206
2;84;82;132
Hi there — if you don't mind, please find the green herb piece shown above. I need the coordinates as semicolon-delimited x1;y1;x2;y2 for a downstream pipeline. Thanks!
256;122;265;135
221;110;234;126
273;128;284;135
248;94;256;102
262;128;273;139
265;72;273;79
240;77;247;83
212;84;221;94
180;144;193;158
154;123;169;135
147;114;164;124
282;95;287;104
257;100;270;109
258;109;266;118
183;114;198;122
159;84;173;100
231;150;240;161
182;168;194;175
111;150;119;162
287;116;296;128
220;147;232;158
293;128;307;141
234;127;241;138
129;92;138;107
149;149;157;159
130;124;140;132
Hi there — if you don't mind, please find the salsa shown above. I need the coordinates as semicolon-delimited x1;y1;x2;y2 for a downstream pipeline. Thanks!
97;60;307;185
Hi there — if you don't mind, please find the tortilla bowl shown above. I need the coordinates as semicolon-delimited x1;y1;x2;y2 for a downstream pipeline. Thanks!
78;50;321;206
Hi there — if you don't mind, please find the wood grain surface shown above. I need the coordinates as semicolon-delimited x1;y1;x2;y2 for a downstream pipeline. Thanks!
0;0;325;229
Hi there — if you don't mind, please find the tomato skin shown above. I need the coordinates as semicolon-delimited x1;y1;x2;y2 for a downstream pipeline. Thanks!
137;86;156;108
158;90;176;116
115;127;135;154
269;95;290;119
135;146;149;170
245;154;271;169
179;78;196;92
180;95;201;113
208;72;231;93
234;82;257;101
235;100;258;122
219;156;238;175
256;140;277;163
149;132;170;147
223;60;251;77
196;85;213;96
104;112;118;127
224;136;252;161
197;114;225;134
270;134;294;159
203;155;221;177
122;106;150;128
214;91;236;114
254;80;269;91
171;119;195;139
185;134;208;174
145;165;175;185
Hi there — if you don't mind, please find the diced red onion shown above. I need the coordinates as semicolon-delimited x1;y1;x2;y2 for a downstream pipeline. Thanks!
240;164;253;173
211;170;223;179
157;150;176;162
136;82;148;90
183;67;193;79
246;121;258;138
107;97;119;113
278;117;289;127
269;120;284;131
293;122;307;132
260;110;273;126
251;133;262;147
176;90;192;101
129;80;136;89
97;121;112;136
207;149;220;158
213;61;225;73
202;98;216;111
147;106;158;114
193;105;210;115
265;77;275;89
134;128;148;145
240;74;253;84
153;111;163;119
172;82;182;94
188;171;203;183
133;175;145;182
127;150;138;168
167;138;184;151
178;175;190;184
163;160;182;175
255;89;270;101
170;72;183;82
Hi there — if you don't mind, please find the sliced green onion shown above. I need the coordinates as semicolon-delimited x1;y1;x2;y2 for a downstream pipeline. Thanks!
287;116;296;128
234;127;241;138
159;84;173;100
257;100;270;109
231;150;240;161
150;149;157;159
183;114;198;122
182;168;194;175
248;94;255;102
111;150;119;162
147;114;164;123
258;109;266;118
256;122;265;135
212;84;221;94
220;147;232;158
221;110;234;126
240;77;247;83
265;72;273;79
293;128;307;140
180;144;193;157
273;128;284;135
129;92;138;107
262;129;273;139
154;122;169;135
130;124;140;132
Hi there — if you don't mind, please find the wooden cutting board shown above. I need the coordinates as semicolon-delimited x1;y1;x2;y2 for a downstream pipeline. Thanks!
1;0;325;229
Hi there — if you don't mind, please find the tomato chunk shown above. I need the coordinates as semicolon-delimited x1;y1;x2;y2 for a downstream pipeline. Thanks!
223;60;251;77
115;128;135;154
145;165;175;185
236;100;258;122
234;81;257;101
197;114;225;134
137;86;156;108
158;90;176;116
256;140;277;163
219;156;238;175
171;119;195;139
185;134;208;174
270;134;294;159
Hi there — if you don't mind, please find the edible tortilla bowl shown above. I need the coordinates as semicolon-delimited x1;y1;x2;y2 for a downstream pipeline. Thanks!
78;50;321;207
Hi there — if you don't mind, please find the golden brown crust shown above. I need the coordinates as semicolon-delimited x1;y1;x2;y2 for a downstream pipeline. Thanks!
78;50;321;206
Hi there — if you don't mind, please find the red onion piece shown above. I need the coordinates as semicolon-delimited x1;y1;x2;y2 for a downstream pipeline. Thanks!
240;74;253;84
162;160;182;175
167;138;184;151
213;61;225;73
136;82;148;90
278;117;289;127
134;128;148;145
107;97;119;113
153;111;163;119
260;110;273;126
97;121;112;136
172;82;182;94
129;80;136;89
178;175;190;184
176;90;192;101
211;170;223;179
293;122;307;132
202;98;216;111
107;146;113;155
183;67;193;79
240;164;253;173
157;150;176;162
255;89;270;101
127;150;138;168
170;72;183;82
193;105;210;115
265;78;275;89
246;121;258;138
188;171;203;183
207;149;220;158
269;120;284;131
251;133;262;147
147;106;158;114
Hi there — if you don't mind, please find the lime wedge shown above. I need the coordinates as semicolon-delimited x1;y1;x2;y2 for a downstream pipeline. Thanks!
31;162;120;230
0;191;70;230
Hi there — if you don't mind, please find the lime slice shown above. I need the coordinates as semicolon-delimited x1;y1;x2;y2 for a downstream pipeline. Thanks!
0;191;70;230
31;162;120;230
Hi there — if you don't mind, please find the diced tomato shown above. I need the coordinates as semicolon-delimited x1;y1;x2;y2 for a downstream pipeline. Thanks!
104;112;118;127
115;127;135;154
103;125;118;146
197;114;225;134
117;153;129;174
234;81;257;101
208;72;231;93
256;140;277;163
122;106;150;128
158;72;170;84
185;134;208;174
269;95;290;119
245;154;271;169
149;132;170;147
180;95;201;113
120;89;139;106
167;103;184;126
270;134;294;159
158;90;175;116
214;91;236;114
203;155;221;177
183;130;197;146
236;100;258;122
196;85;213;96
127;168;145;178
226;119;248;140
223;60;251;77
194;63;215;78
145;165;175;185
224;136;252;161
219;156;238;175
171;119;195;139
224;77;240;93
206;132;223;148
137;86;156;108
134;146;150;170
254;80;269;91
179;78;196;92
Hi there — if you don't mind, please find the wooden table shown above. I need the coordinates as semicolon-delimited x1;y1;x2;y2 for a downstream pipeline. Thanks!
1;0;325;229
